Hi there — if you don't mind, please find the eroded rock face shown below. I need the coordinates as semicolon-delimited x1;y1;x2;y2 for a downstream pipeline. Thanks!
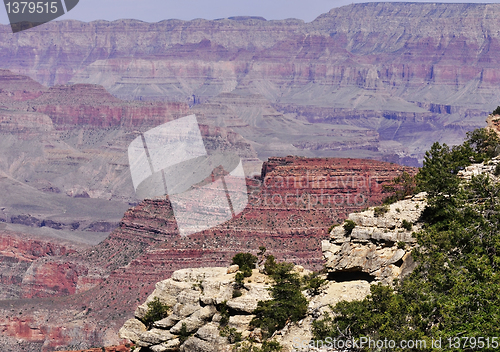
119;267;272;352
458;155;500;181
2;3;500;162
0;231;84;300
323;193;426;284
120;265;375;352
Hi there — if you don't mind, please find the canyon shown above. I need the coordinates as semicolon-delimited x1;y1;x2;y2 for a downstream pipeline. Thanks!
2;2;500;350
0;69;415;350
2;3;500;163
0;147;414;350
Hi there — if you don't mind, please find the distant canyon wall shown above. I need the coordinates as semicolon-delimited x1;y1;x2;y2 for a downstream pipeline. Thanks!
1;3;500;161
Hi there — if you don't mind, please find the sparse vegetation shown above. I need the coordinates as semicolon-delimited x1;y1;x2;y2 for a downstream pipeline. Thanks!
235;272;245;285
494;163;500;176
250;260;308;339
232;252;258;277
302;272;327;295
178;322;191;344
383;171;417;204
343;219;356;235
217;301;230;327
262;255;278;275
313;128;500;351
232;341;283;352
401;219;412;231
142;297;169;327
327;223;339;232
220;326;243;344
373;205;389;217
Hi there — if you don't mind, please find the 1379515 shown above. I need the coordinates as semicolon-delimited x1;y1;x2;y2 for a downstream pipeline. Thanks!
5;2;58;14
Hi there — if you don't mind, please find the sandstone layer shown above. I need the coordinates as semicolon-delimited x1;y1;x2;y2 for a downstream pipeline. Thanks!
2;3;500;162
323;193;426;284
0;155;414;351
118;266;371;352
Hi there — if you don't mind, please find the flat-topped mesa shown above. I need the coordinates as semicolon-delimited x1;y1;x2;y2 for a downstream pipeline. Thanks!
3;3;500;162
89;157;416;282
323;192;426;284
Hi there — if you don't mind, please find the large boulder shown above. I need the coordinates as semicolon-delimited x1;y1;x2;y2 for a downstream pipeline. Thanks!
135;328;176;347
323;193;425;284
118;318;147;342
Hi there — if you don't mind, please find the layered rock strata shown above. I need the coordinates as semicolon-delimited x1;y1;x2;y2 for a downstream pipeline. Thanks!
3;3;500;161
119;267;274;352
120;265;367;352
0;155;415;351
323;193;426;284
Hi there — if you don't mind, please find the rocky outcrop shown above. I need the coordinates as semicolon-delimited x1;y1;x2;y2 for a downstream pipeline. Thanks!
0;230;84;300
120;193;427;351
487;113;500;137
458;155;500;181
0;69;47;103
83;156;415;286
119;266;373;352
0;154;415;351
119;267;273;352
323;193;426;284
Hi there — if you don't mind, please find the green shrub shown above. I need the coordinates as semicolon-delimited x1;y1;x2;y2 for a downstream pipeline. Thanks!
382;171;417;204
401;219;412;231
343;220;356;235
218;301;230;327
313;132;500;351
397;241;406;249
493;106;500;115
235;272;245;285
241;267;253;278
220;326;243;344
178;322;191;344
327;223;339;232
233;289;243;298
232;341;282;352
142;297;169;327
494;163;500;176
466;127;500;161
302;272;326;296
232;253;258;277
251;260;307;338
263;255;278;275
373;205;389;217
260;341;283;352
